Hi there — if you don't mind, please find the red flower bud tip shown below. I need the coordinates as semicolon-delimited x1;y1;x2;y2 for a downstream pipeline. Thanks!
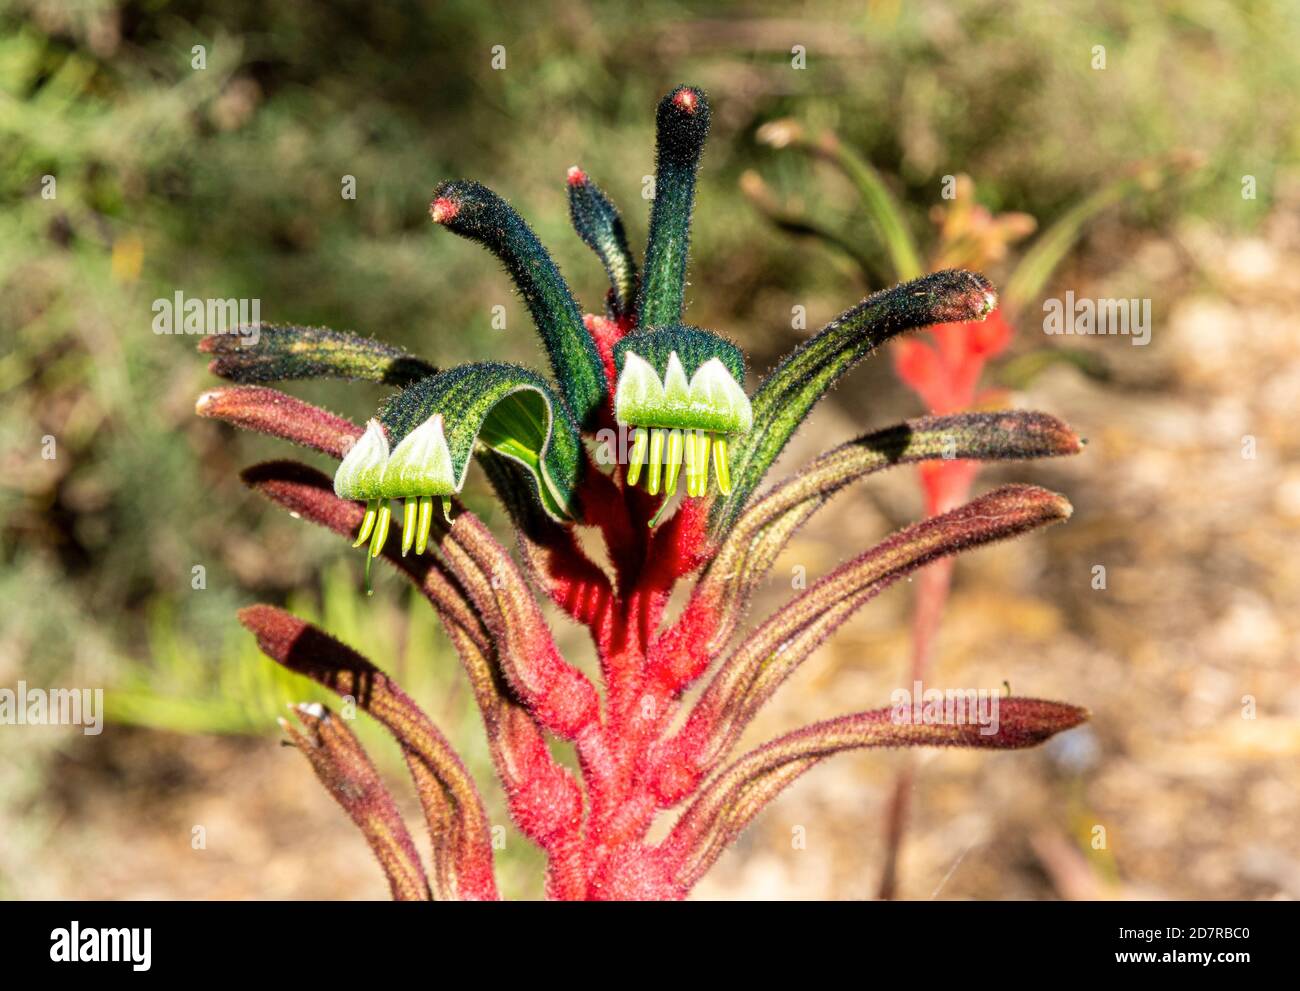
566;165;588;186
672;87;699;113
429;196;459;224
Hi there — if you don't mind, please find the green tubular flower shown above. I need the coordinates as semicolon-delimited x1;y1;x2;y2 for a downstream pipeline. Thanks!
613;325;751;506
333;362;582;582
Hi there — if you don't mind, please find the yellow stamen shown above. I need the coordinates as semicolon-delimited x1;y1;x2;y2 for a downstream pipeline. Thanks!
401;498;417;556
648;428;665;495
370;500;394;558
664;429;684;496
683;429;698;496
695;432;712;495
415;495;434;555
713;436;732;495
353;500;378;547
628;427;648;487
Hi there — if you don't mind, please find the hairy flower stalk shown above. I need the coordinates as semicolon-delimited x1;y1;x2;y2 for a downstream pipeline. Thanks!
197;85;1088;900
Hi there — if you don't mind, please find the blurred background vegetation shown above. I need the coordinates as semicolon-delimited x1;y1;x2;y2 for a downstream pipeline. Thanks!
2;0;1297;899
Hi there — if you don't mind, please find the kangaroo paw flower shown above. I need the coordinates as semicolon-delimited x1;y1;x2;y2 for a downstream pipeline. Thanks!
613;325;750;517
198;82;1088;902
332;364;582;582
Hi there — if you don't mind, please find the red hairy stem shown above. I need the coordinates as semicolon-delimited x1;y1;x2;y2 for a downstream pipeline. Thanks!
432;511;617;875
280;702;431;901
658;698;1089;890
483;451;618;631
239;605;499;900
648;485;1073;805
239;460;585;867
434;511;602;744
196;385;361;458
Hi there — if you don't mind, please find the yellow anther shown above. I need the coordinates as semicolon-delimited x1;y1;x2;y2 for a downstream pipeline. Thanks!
353;500;378;547
369;501;394;558
713;436;732;495
401;499;417;555
648;428;665;495
664;429;684;496
627;427;649;487
695;432;712;495
415;495;434;555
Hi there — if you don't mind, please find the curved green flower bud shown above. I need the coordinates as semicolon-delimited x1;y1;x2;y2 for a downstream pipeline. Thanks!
201;325;435;386
381;362;582;519
567;166;638;318
612;325;750;510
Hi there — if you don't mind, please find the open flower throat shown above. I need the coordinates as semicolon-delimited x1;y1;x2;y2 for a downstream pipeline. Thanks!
613;325;751;500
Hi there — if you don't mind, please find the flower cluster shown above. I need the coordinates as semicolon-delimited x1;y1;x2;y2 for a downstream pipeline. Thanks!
196;85;1086;899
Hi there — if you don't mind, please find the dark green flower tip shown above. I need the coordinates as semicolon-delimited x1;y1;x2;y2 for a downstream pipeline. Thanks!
636;86;712;331
614;324;745;384
200;325;435;386
612;325;749;501
897;268;998;325
567;166;638;317
655;86;712;169
429;180;606;429
429;179;513;232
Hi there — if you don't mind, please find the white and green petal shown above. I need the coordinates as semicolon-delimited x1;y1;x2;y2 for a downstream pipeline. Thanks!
613;351;667;425
687;357;752;434
334;419;390;501
382;413;456;555
332;419;400;573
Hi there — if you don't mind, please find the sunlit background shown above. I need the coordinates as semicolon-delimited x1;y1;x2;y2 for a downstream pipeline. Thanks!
2;0;1298;899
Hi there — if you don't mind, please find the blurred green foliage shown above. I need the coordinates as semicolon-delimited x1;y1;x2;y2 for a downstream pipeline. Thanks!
1;0;1295;753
